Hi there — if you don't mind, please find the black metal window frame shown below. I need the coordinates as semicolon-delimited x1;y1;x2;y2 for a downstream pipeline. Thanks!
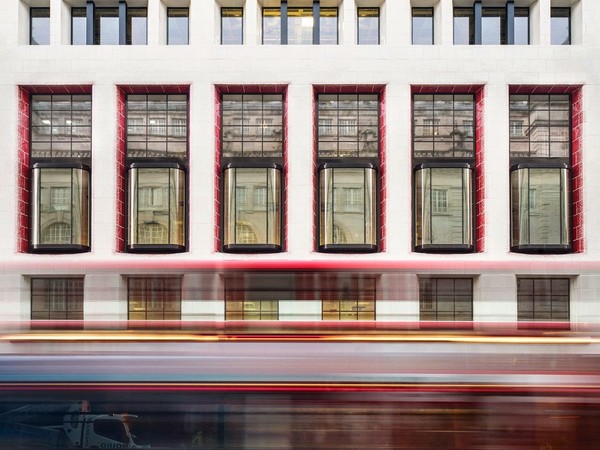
412;93;477;253
320;276;376;321
220;93;285;253
73;1;147;45
262;2;338;45
419;277;474;323
221;7;243;45
30;93;93;160
357;7;380;45
517;277;570;324
412;7;434;45
125;93;189;253
453;1;529;45
127;277;182;321
316;93;382;253
31;277;84;321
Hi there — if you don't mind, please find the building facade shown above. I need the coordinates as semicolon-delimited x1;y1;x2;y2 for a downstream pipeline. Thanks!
1;0;598;327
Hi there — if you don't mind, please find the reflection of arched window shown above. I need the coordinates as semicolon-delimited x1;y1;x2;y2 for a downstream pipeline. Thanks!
333;225;347;244
138;222;168;244
42;222;71;244
236;222;257;244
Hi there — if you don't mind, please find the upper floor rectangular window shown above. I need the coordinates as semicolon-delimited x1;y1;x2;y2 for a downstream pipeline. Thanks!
30;8;50;45
412;8;433;45
31;277;84;320
168;8;189;45
222;8;243;44
262;3;338;45
71;3;147;45
357;8;379;45
454;2;529;45
551;7;570;45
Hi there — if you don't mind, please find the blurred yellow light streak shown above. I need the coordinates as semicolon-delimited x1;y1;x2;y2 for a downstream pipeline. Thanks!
0;332;597;345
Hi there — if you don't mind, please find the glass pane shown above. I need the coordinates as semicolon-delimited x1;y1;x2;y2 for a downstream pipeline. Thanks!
511;168;570;248
32;167;90;248
263;9;281;45
319;167;377;247
454;9;473;45
320;8;338;45
414;167;473;248
222;8;243;45
223;167;282;247
96;8;119;45
514;9;529;45
482;8;505;45
168;8;189;45
288;8;313;45
412;8;433;45
72;8;87;45
358;8;379;45
551;8;570;45
127;8;147;45
128;167;186;247
31;8;50;45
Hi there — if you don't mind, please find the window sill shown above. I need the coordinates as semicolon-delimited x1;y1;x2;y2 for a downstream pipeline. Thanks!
414;244;474;254
29;244;90;254
222;244;282;253
126;244;186;254
510;244;572;254
318;244;378;253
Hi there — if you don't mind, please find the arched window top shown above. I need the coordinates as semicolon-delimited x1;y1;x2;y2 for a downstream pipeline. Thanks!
138;222;168;245
42;222;71;244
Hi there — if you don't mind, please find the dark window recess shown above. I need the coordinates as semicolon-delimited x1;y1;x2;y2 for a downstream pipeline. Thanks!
358;8;379;45
454;2;529;45
317;93;381;253
30;8;50;45
168;8;189;45
262;3;338;45
517;278;570;323
419;278;473;322
221;94;284;253
551;7;570;45
509;94;572;254
412;8;433;45
412;94;476;253
128;277;182;320
221;8;242;45
125;94;189;253
31;278;84;320
29;94;92;254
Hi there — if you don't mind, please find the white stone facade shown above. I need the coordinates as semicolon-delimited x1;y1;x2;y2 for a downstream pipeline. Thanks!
1;0;599;326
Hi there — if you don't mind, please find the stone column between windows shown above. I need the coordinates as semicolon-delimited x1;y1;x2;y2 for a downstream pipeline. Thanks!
538;0;551;45
341;0;353;45
482;84;509;253
245;0;258;47
387;0;409;45
50;0;62;45
286;84;313;255
439;0;454;46
147;0;160;46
